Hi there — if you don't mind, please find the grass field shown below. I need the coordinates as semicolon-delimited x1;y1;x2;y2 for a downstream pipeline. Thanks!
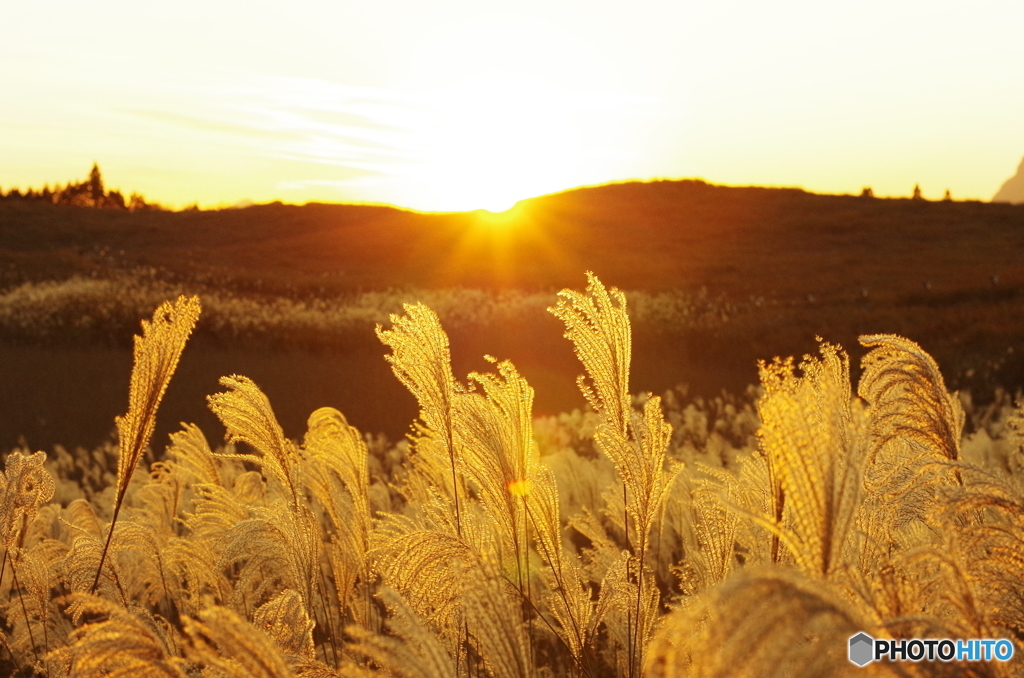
0;276;1022;677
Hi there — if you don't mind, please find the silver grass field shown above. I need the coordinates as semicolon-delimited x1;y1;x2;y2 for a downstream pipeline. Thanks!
0;273;1022;677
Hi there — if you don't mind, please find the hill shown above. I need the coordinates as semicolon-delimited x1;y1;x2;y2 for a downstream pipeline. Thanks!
2;179;1023;300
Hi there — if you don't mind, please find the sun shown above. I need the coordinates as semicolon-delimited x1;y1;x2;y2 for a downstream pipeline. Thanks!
473;202;525;228
412;79;581;212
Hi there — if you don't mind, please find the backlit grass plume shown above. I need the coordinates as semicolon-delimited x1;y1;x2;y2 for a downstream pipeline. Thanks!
207;376;324;630
62;594;186;678
549;272;631;434
457;358;538;597
856;334;968;551
207;375;300;505
550;273;681;678
644;568;894;678
754;341;865;577
376;303;465;533
0;451;55;549
858;333;964;462
91;295;200;594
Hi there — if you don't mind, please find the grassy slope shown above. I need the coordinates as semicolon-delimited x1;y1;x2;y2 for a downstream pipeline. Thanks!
3;179;1023;297
1;179;1022;450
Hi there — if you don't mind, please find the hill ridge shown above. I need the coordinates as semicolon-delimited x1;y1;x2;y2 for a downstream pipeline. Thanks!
2;178;1022;299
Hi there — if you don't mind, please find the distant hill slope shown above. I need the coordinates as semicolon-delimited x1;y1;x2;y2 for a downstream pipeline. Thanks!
1;179;1022;300
994;156;1024;204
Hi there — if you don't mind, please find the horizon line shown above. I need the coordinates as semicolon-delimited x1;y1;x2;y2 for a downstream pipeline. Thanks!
3;173;1015;214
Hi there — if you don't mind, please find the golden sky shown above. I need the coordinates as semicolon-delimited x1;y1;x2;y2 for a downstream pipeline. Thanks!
2;1;1023;211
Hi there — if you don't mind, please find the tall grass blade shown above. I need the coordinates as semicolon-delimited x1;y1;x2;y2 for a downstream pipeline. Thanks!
91;295;200;594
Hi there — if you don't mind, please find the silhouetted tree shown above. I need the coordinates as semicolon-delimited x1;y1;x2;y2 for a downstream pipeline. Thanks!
0;167;166;210
860;187;874;198
128;192;162;212
912;184;923;200
55;178;90;206
87;162;105;207
20;163;164;210
107;190;126;209
943;189;952;201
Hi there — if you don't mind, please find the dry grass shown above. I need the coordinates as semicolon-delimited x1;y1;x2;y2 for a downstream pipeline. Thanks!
0;273;736;348
0;273;1022;677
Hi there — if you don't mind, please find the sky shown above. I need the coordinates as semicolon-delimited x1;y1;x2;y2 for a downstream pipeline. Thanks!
2;1;1023;212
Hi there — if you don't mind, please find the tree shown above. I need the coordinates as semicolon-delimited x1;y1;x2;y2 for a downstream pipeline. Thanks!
107;190;126;209
88;162;105;207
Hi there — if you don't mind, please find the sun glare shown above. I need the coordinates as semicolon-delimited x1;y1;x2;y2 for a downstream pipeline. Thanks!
474;202;523;227
413;80;581;212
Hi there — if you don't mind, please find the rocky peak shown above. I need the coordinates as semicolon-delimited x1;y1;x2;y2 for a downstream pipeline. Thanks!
992;156;1024;204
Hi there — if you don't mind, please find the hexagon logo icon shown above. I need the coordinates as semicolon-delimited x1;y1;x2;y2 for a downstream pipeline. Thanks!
849;633;874;666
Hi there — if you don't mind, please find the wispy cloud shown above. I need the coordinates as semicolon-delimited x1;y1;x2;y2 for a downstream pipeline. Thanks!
125;74;664;206
3;63;662;208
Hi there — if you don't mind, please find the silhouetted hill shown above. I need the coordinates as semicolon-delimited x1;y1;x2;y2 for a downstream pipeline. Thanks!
994;156;1024;204
2;179;1022;301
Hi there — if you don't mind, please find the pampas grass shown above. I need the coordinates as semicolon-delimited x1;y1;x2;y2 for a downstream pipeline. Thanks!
0;274;1021;677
